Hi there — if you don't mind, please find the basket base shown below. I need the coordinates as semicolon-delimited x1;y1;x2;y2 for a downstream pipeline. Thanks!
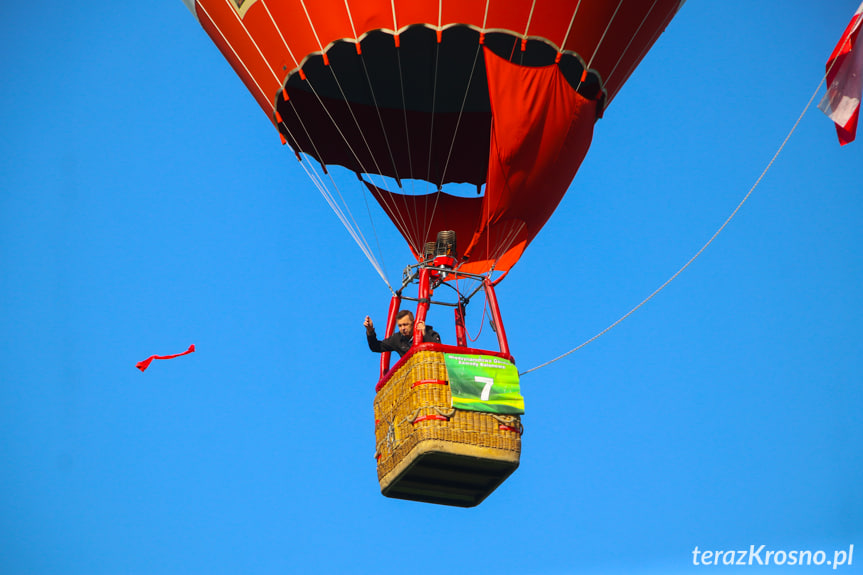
379;439;520;507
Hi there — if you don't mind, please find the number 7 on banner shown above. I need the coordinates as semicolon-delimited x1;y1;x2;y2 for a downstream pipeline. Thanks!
476;376;494;401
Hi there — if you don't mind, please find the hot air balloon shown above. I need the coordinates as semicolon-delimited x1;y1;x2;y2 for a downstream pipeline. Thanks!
182;0;685;506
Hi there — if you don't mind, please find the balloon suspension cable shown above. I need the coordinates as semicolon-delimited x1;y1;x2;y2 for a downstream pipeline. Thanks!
274;62;409;291
358;179;392;286
603;0;661;89
193;0;393;295
279;34;424;262
393;31;423;254
421;36;485;249
316;43;426;255
576;0;623;93
422;29;443;238
296;156;394;293
314;56;416;276
353;45;423;258
519;71;831;377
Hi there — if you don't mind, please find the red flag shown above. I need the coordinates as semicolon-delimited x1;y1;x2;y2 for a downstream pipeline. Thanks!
819;2;863;145
136;344;196;372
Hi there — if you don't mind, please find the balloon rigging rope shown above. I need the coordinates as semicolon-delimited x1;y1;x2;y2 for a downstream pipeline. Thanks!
350;51;411;281
303;9;428;255
394;40;423;254
199;1;276;105
389;0;420;253
259;0;300;69
386;1;425;255
523;1;538;40
424;35;485;254
422;36;444;250
603;0;659;88
289;86;399;288
577;0;623;92
355;53;412;237
217;0;396;290
200;0;390;288
288;5;424;274
341;1;421;257
519;74;828;377
289;98;393;277
559;1;583;50
316;22;411;272
343;54;423;258
357;180;392;287
605;1;679;106
292;125;393;291
494;221;527;262
298;156;394;291
340;3;400;188
439;42;484;187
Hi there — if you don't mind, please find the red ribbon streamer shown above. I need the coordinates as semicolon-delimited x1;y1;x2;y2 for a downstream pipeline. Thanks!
136;344;196;372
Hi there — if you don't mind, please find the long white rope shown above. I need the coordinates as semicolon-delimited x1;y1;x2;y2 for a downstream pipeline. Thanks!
438;41;484;189
311;60;414;261
287;2;409;289
354;57;422;254
603;0;659;89
418;26;485;255
198;1;275;106
520;75;828;377
522;0;538;40
200;0;394;290
342;9;414;278
422;34;444;247
259;0;300;70
606;1;681;106
394;35;422;253
298;156;394;289
576;0;624;93
559;1;584;51
490;220;526;265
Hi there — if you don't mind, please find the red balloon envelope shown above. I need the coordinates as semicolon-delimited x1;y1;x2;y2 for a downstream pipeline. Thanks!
184;0;685;275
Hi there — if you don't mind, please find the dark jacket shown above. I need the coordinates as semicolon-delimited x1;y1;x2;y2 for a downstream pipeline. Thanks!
367;325;441;357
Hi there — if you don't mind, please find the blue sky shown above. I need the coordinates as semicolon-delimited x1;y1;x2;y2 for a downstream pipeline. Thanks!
2;1;862;574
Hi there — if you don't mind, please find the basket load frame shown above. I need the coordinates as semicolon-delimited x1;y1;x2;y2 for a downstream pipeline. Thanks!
374;242;523;507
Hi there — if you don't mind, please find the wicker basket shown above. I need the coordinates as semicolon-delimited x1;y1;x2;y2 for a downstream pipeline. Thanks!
374;345;522;507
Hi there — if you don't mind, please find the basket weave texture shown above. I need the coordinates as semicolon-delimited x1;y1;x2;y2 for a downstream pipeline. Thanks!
374;349;522;481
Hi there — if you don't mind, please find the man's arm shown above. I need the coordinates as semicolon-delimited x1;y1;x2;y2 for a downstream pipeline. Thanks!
367;331;385;353
365;315;395;353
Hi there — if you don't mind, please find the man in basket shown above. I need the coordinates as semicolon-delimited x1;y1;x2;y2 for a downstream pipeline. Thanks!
364;310;441;357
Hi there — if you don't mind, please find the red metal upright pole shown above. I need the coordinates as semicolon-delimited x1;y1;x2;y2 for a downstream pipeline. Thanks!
414;267;432;346
483;277;510;356
454;302;467;347
379;294;401;379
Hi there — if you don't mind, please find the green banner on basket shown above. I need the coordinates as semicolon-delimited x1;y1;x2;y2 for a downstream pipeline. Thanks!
444;353;524;415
